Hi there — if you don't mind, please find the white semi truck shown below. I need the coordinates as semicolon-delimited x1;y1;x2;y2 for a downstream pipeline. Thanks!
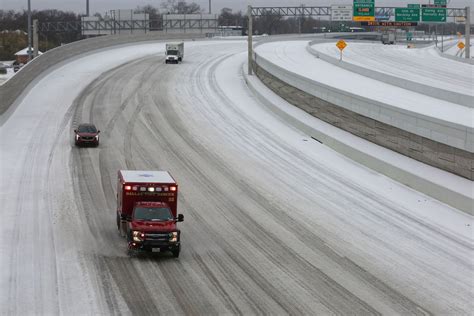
165;42;184;64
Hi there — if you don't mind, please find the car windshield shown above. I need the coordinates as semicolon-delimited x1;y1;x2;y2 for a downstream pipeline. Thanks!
133;207;173;221
167;50;178;56
77;125;97;133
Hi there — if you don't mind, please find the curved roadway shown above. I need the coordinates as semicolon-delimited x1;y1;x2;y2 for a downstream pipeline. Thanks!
311;41;473;96
1;40;472;314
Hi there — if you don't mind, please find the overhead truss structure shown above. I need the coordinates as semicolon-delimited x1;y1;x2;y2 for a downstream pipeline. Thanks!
250;6;467;18
162;19;217;30
38;20;153;33
251;7;330;17
38;21;81;32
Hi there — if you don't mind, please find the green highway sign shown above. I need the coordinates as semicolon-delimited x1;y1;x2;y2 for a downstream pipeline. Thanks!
434;0;447;5
422;8;446;22
353;0;375;21
407;4;420;9
395;8;420;22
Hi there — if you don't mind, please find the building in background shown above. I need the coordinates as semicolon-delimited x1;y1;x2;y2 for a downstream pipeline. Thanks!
14;47;42;64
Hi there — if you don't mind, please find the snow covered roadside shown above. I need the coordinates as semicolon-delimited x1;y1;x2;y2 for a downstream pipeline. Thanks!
243;61;473;229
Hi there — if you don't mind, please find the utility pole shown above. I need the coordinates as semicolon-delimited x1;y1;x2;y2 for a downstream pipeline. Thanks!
86;0;90;16
209;0;211;14
248;5;253;75
27;0;32;62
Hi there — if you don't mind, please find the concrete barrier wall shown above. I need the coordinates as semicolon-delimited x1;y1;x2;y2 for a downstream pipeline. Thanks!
306;40;474;107
254;52;472;153
0;32;204;116
252;54;473;180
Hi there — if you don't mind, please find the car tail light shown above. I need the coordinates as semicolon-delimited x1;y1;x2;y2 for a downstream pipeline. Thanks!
148;187;155;192
125;185;131;191
170;186;177;192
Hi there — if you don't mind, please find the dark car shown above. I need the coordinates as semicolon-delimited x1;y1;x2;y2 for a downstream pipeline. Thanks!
74;123;100;147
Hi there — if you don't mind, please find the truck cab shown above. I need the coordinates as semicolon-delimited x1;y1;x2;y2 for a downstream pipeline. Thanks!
117;170;184;257
128;201;183;257
165;42;184;64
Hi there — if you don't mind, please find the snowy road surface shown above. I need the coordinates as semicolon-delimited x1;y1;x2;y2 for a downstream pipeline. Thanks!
1;40;473;314
311;42;473;96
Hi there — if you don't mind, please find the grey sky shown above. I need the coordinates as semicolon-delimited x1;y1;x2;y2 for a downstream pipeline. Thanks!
1;0;473;15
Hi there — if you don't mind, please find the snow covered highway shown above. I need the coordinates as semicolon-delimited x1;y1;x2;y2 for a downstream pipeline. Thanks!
310;41;473;96
1;39;473;314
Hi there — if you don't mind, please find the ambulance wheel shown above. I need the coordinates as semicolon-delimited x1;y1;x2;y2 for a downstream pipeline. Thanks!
172;246;180;258
116;213;120;230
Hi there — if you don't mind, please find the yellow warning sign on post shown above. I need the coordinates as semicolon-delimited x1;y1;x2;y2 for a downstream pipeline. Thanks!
458;42;465;50
336;40;347;51
336;40;347;61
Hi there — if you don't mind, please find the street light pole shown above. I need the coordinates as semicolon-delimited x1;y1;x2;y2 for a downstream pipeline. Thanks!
86;0;90;16
248;5;253;75
209;0;211;14
466;6;471;59
27;0;32;61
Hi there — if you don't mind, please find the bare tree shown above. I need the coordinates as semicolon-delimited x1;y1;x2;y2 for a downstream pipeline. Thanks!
161;0;202;14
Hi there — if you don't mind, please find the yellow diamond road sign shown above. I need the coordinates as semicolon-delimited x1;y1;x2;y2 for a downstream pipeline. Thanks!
457;42;465;49
336;40;347;51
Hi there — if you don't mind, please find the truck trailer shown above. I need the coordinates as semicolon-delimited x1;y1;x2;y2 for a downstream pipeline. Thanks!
165;42;184;64
381;31;396;45
117;170;184;257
